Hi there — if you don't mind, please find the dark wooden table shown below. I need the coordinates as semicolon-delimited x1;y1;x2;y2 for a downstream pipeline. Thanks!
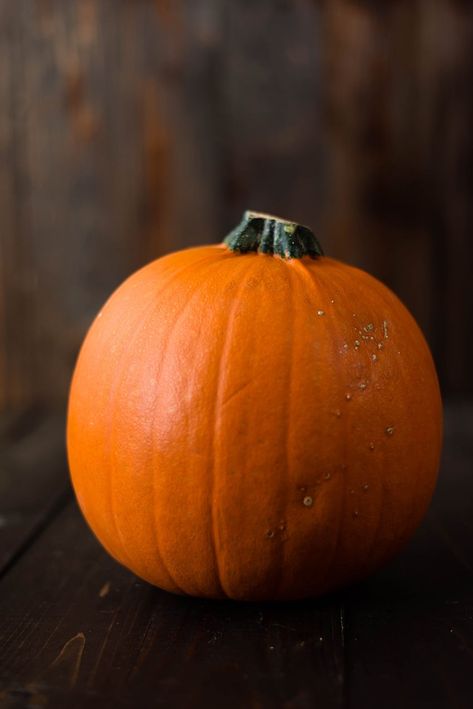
0;405;472;709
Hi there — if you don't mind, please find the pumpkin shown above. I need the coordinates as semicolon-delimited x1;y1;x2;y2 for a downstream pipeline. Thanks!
67;211;442;601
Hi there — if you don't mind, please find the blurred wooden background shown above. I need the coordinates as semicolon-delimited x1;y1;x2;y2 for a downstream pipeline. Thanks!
0;0;472;420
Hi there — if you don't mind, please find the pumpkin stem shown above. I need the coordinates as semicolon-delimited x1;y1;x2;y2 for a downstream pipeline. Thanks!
224;210;324;259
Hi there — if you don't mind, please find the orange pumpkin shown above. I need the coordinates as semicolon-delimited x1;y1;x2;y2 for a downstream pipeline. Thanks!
67;211;442;601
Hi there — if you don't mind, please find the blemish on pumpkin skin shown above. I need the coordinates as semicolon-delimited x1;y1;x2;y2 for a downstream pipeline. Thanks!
246;277;259;289
323;472;332;481
345;393;352;401
385;426;395;436
265;529;275;539
317;310;325;316
362;483;369;491
352;510;360;518
364;323;374;332
369;442;375;451
279;523;289;541
303;496;313;507
383;321;389;338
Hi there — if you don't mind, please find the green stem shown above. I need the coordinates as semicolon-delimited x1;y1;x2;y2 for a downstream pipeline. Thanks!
224;210;324;260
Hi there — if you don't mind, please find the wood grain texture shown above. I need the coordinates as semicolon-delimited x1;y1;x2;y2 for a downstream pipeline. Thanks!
220;0;325;230
419;0;473;394
324;0;434;339
0;502;346;709
0;413;69;576
323;0;473;396
0;2;40;415
0;0;225;412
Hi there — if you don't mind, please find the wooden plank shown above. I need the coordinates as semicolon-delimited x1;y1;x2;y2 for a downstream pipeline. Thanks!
0;0;229;417
346;405;473;709
221;0;325;234
418;0;473;395
323;0;436;345
0;413;70;575
7;0;173;411
0;2;40;416
323;0;473;395
0;507;345;709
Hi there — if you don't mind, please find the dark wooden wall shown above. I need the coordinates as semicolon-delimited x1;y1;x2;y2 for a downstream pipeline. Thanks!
1;0;472;419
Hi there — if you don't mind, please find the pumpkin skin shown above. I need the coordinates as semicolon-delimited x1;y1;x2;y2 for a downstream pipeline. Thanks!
67;215;442;601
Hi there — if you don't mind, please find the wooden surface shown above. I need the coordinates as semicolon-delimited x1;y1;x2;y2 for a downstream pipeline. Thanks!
0;404;472;708
1;0;473;420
